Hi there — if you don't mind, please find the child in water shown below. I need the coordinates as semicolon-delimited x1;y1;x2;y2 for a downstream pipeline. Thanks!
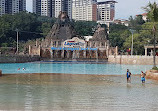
141;71;146;83
126;69;131;83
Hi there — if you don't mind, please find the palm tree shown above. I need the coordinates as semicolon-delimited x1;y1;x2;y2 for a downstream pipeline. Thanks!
144;2;158;68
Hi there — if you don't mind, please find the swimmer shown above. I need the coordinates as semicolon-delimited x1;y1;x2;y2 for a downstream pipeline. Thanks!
18;68;20;70
23;68;26;70
141;71;146;83
126;69;131;83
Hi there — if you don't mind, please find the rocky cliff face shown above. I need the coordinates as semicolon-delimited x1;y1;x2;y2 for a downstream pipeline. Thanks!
46;11;76;40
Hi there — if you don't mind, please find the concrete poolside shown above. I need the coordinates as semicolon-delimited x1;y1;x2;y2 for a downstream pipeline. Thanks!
0;73;158;111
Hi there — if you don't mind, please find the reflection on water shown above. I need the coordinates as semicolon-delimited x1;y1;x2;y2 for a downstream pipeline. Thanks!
0;74;158;110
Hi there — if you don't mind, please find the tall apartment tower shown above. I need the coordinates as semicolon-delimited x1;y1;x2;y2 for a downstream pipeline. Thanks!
33;0;52;17
54;0;72;19
54;0;63;18
72;0;97;21
33;0;72;19
97;1;117;23
33;0;41;16
64;0;72;19
0;0;6;16
0;0;26;16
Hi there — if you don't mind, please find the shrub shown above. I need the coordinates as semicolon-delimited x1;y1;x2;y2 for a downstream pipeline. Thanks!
152;66;158;70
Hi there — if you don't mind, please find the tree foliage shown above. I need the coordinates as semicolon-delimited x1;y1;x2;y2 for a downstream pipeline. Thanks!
0;12;41;47
144;2;158;22
108;2;158;55
0;12;96;47
108;24;129;52
72;20;97;36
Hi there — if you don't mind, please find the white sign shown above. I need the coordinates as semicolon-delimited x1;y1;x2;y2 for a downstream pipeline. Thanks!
63;37;85;48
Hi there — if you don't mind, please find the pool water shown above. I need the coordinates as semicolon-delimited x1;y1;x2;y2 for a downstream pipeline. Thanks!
0;62;157;110
0;62;153;75
0;74;158;111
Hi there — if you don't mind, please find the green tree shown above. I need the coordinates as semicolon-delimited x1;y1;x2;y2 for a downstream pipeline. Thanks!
0;12;56;47
109;24;127;32
72;20;97;36
144;2;158;67
108;24;129;52
135;15;145;25
129;15;145;33
0;12;43;46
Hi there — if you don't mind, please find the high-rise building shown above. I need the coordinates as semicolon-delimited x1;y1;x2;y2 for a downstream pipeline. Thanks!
54;0;63;18
33;0;72;19
0;0;6;16
72;0;97;21
97;1;117;24
33;0;52;17
11;0;26;14
33;0;41;16
41;0;52;16
0;0;26;16
64;0;72;19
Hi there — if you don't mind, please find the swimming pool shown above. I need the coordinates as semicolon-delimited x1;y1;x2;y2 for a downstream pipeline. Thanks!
0;62;153;75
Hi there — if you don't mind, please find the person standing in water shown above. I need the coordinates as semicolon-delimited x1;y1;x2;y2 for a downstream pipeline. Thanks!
141;71;146;83
126;69;131;83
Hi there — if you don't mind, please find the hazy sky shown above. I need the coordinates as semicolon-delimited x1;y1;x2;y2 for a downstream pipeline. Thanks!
26;0;158;19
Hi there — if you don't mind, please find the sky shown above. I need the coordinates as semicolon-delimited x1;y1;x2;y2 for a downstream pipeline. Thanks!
26;0;158;19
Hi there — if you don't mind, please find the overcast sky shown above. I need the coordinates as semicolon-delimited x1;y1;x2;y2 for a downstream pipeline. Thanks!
26;0;158;19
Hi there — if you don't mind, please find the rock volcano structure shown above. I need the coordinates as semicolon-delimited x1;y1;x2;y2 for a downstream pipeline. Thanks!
46;11;76;40
28;12;118;59
91;24;108;41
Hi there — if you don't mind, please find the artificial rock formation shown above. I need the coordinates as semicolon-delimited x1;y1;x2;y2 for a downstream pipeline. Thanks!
28;13;117;59
88;24;109;49
91;24;108;41
46;11;76;40
31;11;76;58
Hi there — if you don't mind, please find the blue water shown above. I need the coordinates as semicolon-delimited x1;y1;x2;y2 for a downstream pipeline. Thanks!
0;62;153;75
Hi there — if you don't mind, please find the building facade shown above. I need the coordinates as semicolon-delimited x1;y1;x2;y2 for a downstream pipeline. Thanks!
0;0;26;16
136;13;148;22
64;0;72;20
33;0;40;16
0;0;6;16
32;0;117;22
97;1;117;24
114;19;129;26
41;0;52;17
33;0;72;19
33;0;52;17
72;0;97;21
54;0;63;18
